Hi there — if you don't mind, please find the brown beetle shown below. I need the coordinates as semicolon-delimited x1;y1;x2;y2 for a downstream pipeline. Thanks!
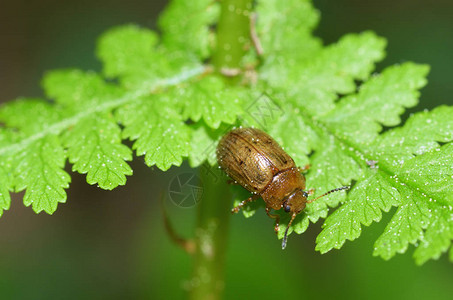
216;127;349;249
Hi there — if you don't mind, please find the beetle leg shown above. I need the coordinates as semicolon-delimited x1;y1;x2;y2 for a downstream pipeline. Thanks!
308;188;315;196
298;164;311;173
265;207;280;234
227;179;238;185
231;194;259;214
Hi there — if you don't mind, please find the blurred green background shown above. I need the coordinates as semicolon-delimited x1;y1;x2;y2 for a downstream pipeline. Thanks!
0;0;452;299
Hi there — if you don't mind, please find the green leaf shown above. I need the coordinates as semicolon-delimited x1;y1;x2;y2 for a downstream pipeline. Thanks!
373;106;453;166
0;0;450;266
0;167;11;216
304;138;360;219
315;106;453;260
249;4;448;263
188;122;227;168
173;76;246;129
97;25;158;81
263;32;386;117
322;63;430;144
97;25;201;89
269;106;319;167
43;69;124;108
0;130;23;216
372;185;430;261
0;98;63;134
116;96;190;171
158;0;219;59
0;19;204;218
316;169;400;252
375;143;453;264
14;135;70;214
42;69;134;190
256;0;321;60
0;158;12;217
62;113;133;190
414;206;453;265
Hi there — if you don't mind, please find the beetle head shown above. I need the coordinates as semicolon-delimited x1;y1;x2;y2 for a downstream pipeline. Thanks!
281;186;351;249
283;189;309;214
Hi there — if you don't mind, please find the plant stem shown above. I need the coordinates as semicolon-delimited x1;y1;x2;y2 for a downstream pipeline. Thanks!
188;165;231;300
212;0;253;73
188;1;253;298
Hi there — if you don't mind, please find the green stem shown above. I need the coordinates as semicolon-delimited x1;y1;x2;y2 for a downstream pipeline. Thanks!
187;1;254;298
188;165;231;300
212;0;253;73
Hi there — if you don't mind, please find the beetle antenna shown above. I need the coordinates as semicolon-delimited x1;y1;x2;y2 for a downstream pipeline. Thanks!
307;186;350;204
282;212;297;250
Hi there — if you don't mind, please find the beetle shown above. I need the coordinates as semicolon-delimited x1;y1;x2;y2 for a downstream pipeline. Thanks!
216;127;349;249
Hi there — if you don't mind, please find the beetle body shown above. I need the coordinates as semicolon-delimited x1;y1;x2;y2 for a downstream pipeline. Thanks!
216;127;308;214
216;127;349;249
